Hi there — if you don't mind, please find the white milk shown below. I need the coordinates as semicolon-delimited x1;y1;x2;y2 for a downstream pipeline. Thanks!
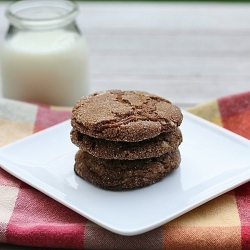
0;30;88;106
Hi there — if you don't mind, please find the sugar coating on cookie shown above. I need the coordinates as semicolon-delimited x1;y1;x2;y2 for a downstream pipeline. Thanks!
71;90;183;142
71;128;183;160
74;149;181;190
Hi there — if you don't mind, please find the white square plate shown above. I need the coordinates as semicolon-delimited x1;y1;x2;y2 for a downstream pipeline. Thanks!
1;110;250;236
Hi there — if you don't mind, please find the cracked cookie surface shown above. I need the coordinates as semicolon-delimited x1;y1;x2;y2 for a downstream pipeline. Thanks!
71;128;182;160
71;90;183;142
74;149;181;190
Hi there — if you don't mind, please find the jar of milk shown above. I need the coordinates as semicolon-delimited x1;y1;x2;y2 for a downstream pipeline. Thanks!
0;0;88;106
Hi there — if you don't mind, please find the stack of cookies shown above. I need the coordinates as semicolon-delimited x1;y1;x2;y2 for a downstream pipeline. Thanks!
70;90;183;190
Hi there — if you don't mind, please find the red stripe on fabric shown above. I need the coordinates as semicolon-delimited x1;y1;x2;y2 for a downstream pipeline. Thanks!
235;183;250;250
6;184;87;249
7;224;84;249
241;226;250;250
33;105;71;133
218;91;250;139
235;183;250;226
219;92;250;116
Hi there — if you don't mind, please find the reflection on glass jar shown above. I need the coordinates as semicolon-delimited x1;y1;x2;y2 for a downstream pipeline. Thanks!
0;0;89;106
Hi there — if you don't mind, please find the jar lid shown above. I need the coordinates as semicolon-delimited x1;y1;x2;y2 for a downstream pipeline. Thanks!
6;0;79;30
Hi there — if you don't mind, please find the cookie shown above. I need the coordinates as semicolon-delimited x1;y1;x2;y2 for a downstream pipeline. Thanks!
71;90;183;142
71;128;182;160
74;149;181;190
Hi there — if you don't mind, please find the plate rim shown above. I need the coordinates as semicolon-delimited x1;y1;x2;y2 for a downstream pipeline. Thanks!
1;111;250;236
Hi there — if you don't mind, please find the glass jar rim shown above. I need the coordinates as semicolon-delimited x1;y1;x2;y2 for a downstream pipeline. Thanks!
6;0;79;30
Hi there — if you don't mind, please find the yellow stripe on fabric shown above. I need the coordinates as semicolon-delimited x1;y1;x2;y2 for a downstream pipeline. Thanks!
168;192;240;227
163;192;241;249
0;118;34;147
163;226;241;250
50;106;72;111
0;186;19;223
187;99;222;126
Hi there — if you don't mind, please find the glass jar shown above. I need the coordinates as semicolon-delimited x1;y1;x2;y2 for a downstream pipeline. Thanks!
0;0;88;106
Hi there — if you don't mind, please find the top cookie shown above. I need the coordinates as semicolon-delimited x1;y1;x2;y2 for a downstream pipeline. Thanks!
71;90;183;142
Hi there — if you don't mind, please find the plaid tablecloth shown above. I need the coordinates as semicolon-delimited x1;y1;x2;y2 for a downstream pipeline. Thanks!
0;91;250;249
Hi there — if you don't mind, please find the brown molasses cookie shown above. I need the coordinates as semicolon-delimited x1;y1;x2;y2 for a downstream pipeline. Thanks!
71;128;182;160
71;90;183;142
74;149;181;190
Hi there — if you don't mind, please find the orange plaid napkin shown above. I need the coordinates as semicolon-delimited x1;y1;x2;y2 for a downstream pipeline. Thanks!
0;91;250;249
